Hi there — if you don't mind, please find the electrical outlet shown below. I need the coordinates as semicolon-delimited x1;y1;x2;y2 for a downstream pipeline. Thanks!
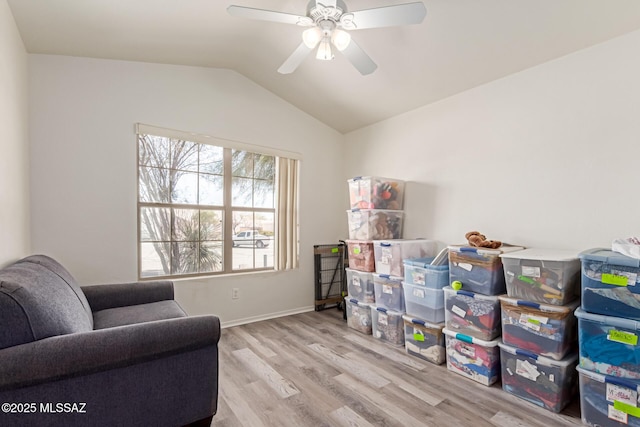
232;288;239;299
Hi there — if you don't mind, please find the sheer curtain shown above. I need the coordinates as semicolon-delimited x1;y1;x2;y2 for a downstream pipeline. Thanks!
276;157;299;270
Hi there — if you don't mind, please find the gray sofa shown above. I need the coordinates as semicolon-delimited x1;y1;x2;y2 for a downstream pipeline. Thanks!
0;255;220;427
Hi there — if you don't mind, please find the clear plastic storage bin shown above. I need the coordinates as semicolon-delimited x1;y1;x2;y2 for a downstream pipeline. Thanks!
579;248;640;320
499;343;578;413
578;367;640;427
443;286;502;341
345;240;375;272
371;306;405;346
403;282;445;323
348;176;405;210
344;297;372;335
500;297;578;361
576;307;640;380
443;328;501;386
403;258;449;289
346;209;404;240
448;245;524;296
373;239;438;277
373;274;405;312
501;248;581;306
403;315;445;365
345;268;375;303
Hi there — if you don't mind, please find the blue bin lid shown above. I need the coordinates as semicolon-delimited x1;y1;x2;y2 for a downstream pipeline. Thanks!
579;248;640;268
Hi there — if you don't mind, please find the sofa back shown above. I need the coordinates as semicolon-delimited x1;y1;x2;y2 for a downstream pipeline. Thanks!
0;255;93;350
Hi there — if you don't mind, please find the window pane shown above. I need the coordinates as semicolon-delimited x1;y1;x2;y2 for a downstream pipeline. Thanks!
172;209;199;241
172;172;199;204
140;207;170;241
200;145;223;174
232;150;253;178
199;174;223;206
232;211;274;270
171;242;200;275
141;242;170;277
254;154;275;180
139;135;170;168
199;242;223;273
171;140;199;172
254;179;274;208
139;167;170;203
232;177;253;207
200;210;223;240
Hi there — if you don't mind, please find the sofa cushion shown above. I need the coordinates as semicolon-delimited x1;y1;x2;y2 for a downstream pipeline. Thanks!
17;255;93;326
0;260;94;350
92;300;187;330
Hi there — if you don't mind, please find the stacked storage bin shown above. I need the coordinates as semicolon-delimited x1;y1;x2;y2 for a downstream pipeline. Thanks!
576;249;640;426
401;256;449;365
497;249;581;413
442;244;523;386
344;176;405;338
369;240;439;347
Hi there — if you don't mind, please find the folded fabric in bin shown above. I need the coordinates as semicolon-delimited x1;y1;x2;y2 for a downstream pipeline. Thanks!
578;367;640;427
444;287;501;341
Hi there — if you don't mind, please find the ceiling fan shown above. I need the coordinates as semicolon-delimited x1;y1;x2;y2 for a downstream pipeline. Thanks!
227;1;427;75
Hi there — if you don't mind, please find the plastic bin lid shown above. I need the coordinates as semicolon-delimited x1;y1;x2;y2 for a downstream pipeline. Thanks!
442;286;503;301
403;257;435;268
579;248;640;268
346;208;404;213
498;342;578;367
372;273;404;281
402;314;444;329
344;267;373;275
371;305;404;315
575;307;640;331
448;244;524;255
498;296;579;313
344;239;374;244
348;176;404;183
576;366;640;388
499;248;580;261
442;328;500;346
375;239;435;245
344;296;371;307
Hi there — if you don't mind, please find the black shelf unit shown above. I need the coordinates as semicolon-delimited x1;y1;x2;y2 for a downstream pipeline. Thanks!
314;243;346;311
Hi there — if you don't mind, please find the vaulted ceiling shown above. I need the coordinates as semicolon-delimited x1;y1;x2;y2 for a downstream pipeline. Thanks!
9;0;640;133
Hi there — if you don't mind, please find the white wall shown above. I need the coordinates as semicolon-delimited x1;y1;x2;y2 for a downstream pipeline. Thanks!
29;55;345;326
0;0;30;266
344;29;640;253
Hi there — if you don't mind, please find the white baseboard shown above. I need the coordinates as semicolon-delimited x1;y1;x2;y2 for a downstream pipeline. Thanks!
220;306;315;328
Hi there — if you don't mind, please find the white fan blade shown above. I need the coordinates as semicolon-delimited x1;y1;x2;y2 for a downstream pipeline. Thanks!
341;39;377;75
278;43;314;74
345;2;427;30
227;5;312;26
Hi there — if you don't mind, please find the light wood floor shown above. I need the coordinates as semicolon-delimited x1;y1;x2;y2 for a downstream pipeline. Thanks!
213;308;583;427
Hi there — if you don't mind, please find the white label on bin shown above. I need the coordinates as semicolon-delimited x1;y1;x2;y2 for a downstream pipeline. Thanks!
458;262;473;272
519;314;549;331
380;248;392;264
352;306;359;316
522;266;541;278
516;359;541;381
609;405;629;424
352;277;361;289
413;288;425;299
607;383;637;407
459;343;475;358
412;271;425;285
383;284;393;295
378;312;388;326
452;305;466;318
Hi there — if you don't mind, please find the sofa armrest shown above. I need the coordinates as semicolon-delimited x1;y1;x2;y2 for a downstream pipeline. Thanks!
81;281;174;311
0;314;220;391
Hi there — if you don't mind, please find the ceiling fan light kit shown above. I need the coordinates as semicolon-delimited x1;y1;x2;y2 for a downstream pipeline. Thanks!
227;1;427;75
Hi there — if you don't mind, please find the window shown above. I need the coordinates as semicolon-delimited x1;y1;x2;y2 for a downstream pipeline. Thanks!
137;124;299;279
